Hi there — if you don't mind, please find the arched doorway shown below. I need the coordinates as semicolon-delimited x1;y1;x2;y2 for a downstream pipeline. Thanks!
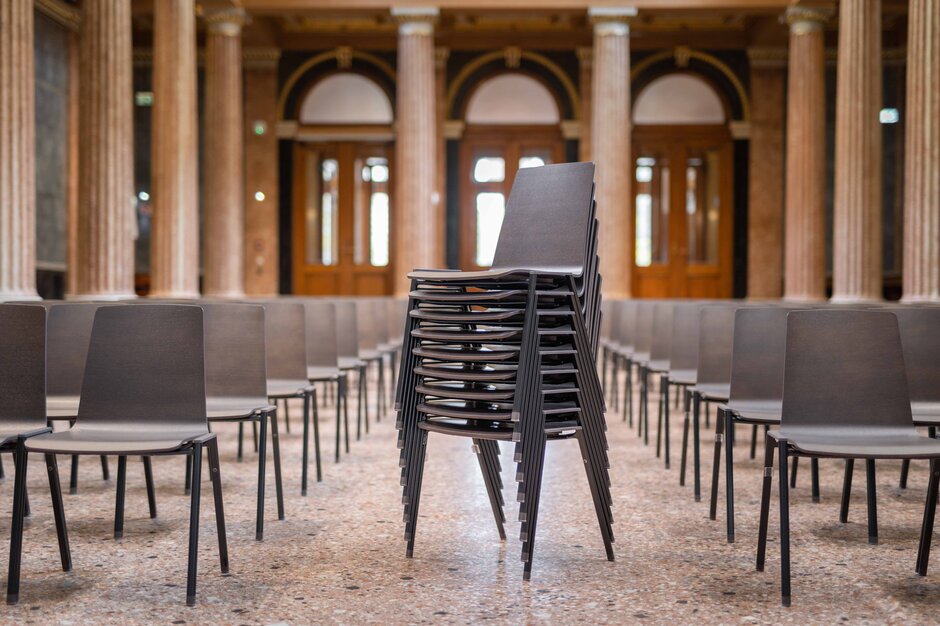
631;73;734;298
290;72;395;295
457;73;566;269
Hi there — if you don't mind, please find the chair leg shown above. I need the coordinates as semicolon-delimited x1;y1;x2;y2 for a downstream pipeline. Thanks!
663;376;671;468
709;402;724;520
6;441;30;605
693;392;702;502
917;458;940;575
789;457;799;488
114;455;127;539
472;438;505;541
575;430;614;561
206;438;229;574
778;441;792;607
656;377;663;459
184;454;192;496
724;409;735;543
361;365;370;435
69;454;78;495
404;430;430;558
840;459;854;523
0;453;5;479
627;359;634;427
143;456;157;519
900;459;910;490
301;394;310;496
811;458;820;503
283;398;291;434
356;368;363;441
866;459;878;544
311;390;322;483
45;453;71;572
270;408;285;521
252;421;258;453
186;444;203;607
335;378;342;463
749;425;758;460
679;389;690;487
342;375;351;454
756;433;775;572
237;423;244;462
377;359;385;420
100;455;110;480
255;414;268;541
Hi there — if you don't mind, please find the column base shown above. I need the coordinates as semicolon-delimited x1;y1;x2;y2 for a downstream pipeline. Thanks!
829;294;882;304
147;291;201;300
0;292;42;303
900;294;940;304
202;290;246;299
68;293;137;301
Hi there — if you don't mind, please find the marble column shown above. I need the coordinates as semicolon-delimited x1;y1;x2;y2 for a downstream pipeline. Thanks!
203;9;247;298
75;0;136;298
782;6;830;301
746;48;786;298
435;47;449;258
392;8;439;296
151;0;199;298
589;8;634;297
0;0;38;300
831;0;882;302
901;0;940;301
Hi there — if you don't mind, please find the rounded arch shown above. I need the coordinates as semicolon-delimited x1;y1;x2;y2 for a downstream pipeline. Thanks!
633;73;726;125
298;73;393;125
464;73;561;125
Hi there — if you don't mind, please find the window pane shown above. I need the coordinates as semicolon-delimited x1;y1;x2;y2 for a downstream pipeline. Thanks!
686;150;720;264
635;155;669;267
473;156;505;183
475;192;505;267
354;156;391;266
305;156;339;266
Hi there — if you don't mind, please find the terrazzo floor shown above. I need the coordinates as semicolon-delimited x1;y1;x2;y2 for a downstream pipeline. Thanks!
1;375;940;624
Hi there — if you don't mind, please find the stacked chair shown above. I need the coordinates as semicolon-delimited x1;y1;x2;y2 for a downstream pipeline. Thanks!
395;162;612;580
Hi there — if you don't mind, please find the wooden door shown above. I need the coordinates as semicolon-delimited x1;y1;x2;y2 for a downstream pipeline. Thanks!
459;126;565;269
631;126;733;298
292;142;394;295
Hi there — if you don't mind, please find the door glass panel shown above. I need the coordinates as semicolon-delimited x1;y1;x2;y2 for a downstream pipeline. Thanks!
475;192;505;267
473;156;505;183
354;156;390;266
686;149;720;264
634;155;669;267
306;156;339;266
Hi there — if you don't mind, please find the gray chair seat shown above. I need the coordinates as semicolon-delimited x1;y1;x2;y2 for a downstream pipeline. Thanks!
307;366;342;381
723;400;782;424
25;427;209;456
690;382;729;401
632;351;650;367
47;395;80;420
338;356;364;370
359;349;381;361
206;397;273;421
772;427;940;460
668;369;696;386
912;402;940;424
267;379;313;398
647;359;670;373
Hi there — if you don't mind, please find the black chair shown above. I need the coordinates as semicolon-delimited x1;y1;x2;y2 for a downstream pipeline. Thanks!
755;309;940;606
613;300;637;423
8;305;228;606
356;298;385;420
647;301;674;467
335;299;368;440
668;302;702;487
302;299;351;463
1;305;71;606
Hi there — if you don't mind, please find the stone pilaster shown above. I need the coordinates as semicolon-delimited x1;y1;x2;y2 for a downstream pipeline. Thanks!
203;9;247;298
901;0;940;301
0;0;38;300
831;0;882;302
589;7;635;298
782;6;831;301
392;8;440;295
577;47;592;163
75;0;136;298
151;0;199;298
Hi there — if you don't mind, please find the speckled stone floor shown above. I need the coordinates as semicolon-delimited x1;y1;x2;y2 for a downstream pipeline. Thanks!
2;375;940;624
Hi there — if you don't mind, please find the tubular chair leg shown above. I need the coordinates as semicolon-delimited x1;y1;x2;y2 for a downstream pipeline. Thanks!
378;359;386;420
237;423;244;462
756;433;775;572
664;376;671;469
724;409;735;542
693;392;702;501
866;459;878;544
207;438;229;574
252;421;258;453
283;398;291;435
143;456;157;519
900;459;911;490
0;453;5;479
917;458;940;575
45;453;71;572
840;459;854;523
186;444;204;607
472;439;505;541
680;389;690;487
789;457;799;489
255;414;268;541
627;360;634;427
100;455;110;480
6;441;30;605
311;390;322;483
69;454;78;495
709;403;724;520
184;454;192;496
811;458;820;503
404;430;430;558
656;376;663;459
301;394;310;496
342;375;351;453
270;409;285;521
335;378;342;463
778;441;792;607
114;456;127;539
361;365;370;435
750;425;758;460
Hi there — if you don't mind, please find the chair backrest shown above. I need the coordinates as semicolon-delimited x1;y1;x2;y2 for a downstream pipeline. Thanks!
262;300;308;381
76;305;207;429
490;162;595;276
696;304;738;385
0;305;48;430
649;301;675;362
616;300;636;350
884;306;940;403
45;302;102;397
355;299;379;352
302;299;340;368
334;300;360;359
633;301;656;354
201;303;267;400
670;302;701;371
781;310;913;431
371;299;390;346
728;307;795;402
386;298;406;345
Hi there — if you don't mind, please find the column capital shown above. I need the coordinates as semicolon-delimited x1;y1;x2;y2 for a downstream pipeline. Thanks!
588;7;637;36
391;7;439;36
204;7;249;36
782;5;833;34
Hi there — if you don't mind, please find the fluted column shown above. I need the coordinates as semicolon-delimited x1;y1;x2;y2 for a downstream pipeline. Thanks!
75;0;136;298
589;8;634;297
831;0;882;302
392;8;439;295
901;0;940;301
782;6;830;301
151;0;199;298
0;0;38;301
203;9;247;298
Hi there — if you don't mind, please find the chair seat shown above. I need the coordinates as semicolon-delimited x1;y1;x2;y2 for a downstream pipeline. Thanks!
408;267;577;282
25;427;208;455
647;359;670;374
690;383;730;401
338;357;364;370
0;423;50;447
359;349;381;361
772;427;940;460
206;397;274;421
667;369;696;386
267;379;314;398
307;366;342;381
723;400;782;424
912;402;940;425
47;395;80;420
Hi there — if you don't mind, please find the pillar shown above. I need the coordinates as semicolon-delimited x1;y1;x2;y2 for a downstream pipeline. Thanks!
392;8;440;295
589;8;634;297
577;47;592;163
782;6;831;301
746;48;787;298
74;0;136;298
203;8;247;298
901;0;940;301
151;0;199;298
831;0;882;302
0;0;38;300
435;47;449;261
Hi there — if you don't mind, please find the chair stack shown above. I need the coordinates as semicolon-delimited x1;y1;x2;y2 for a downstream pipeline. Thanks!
395;162;612;579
